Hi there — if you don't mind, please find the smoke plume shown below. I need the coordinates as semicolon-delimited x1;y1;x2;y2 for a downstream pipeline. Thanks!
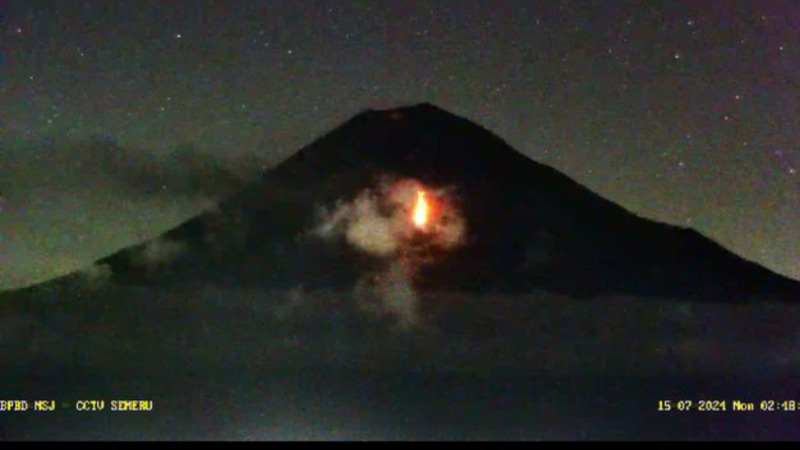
312;177;467;329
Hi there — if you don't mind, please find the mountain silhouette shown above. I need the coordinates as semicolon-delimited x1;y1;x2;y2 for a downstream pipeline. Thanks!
3;103;800;302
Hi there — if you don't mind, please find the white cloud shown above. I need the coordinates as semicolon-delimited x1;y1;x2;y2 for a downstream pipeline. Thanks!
79;263;113;287
311;177;468;328
132;238;186;270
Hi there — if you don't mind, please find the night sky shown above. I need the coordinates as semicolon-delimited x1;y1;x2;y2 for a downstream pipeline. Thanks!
1;0;798;289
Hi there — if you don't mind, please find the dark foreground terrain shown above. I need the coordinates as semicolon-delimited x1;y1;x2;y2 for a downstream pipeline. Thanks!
3;289;800;440
6;371;800;440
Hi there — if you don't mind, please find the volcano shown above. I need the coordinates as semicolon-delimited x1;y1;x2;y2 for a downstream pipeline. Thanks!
7;103;797;301
3;104;800;439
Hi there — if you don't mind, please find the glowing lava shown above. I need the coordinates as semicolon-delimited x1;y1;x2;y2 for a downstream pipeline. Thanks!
412;190;430;231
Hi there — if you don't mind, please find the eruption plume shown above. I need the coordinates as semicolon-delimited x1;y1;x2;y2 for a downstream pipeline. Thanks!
312;177;467;328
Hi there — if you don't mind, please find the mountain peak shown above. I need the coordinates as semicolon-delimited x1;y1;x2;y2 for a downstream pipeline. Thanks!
361;102;451;119
274;102;548;188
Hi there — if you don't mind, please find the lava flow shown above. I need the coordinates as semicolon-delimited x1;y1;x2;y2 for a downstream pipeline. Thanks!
412;190;431;231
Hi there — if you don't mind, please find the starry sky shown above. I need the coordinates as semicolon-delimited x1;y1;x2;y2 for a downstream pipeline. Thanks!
1;0;799;289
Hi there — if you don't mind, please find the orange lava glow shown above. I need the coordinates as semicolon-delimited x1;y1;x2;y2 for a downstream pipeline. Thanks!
412;190;430;231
